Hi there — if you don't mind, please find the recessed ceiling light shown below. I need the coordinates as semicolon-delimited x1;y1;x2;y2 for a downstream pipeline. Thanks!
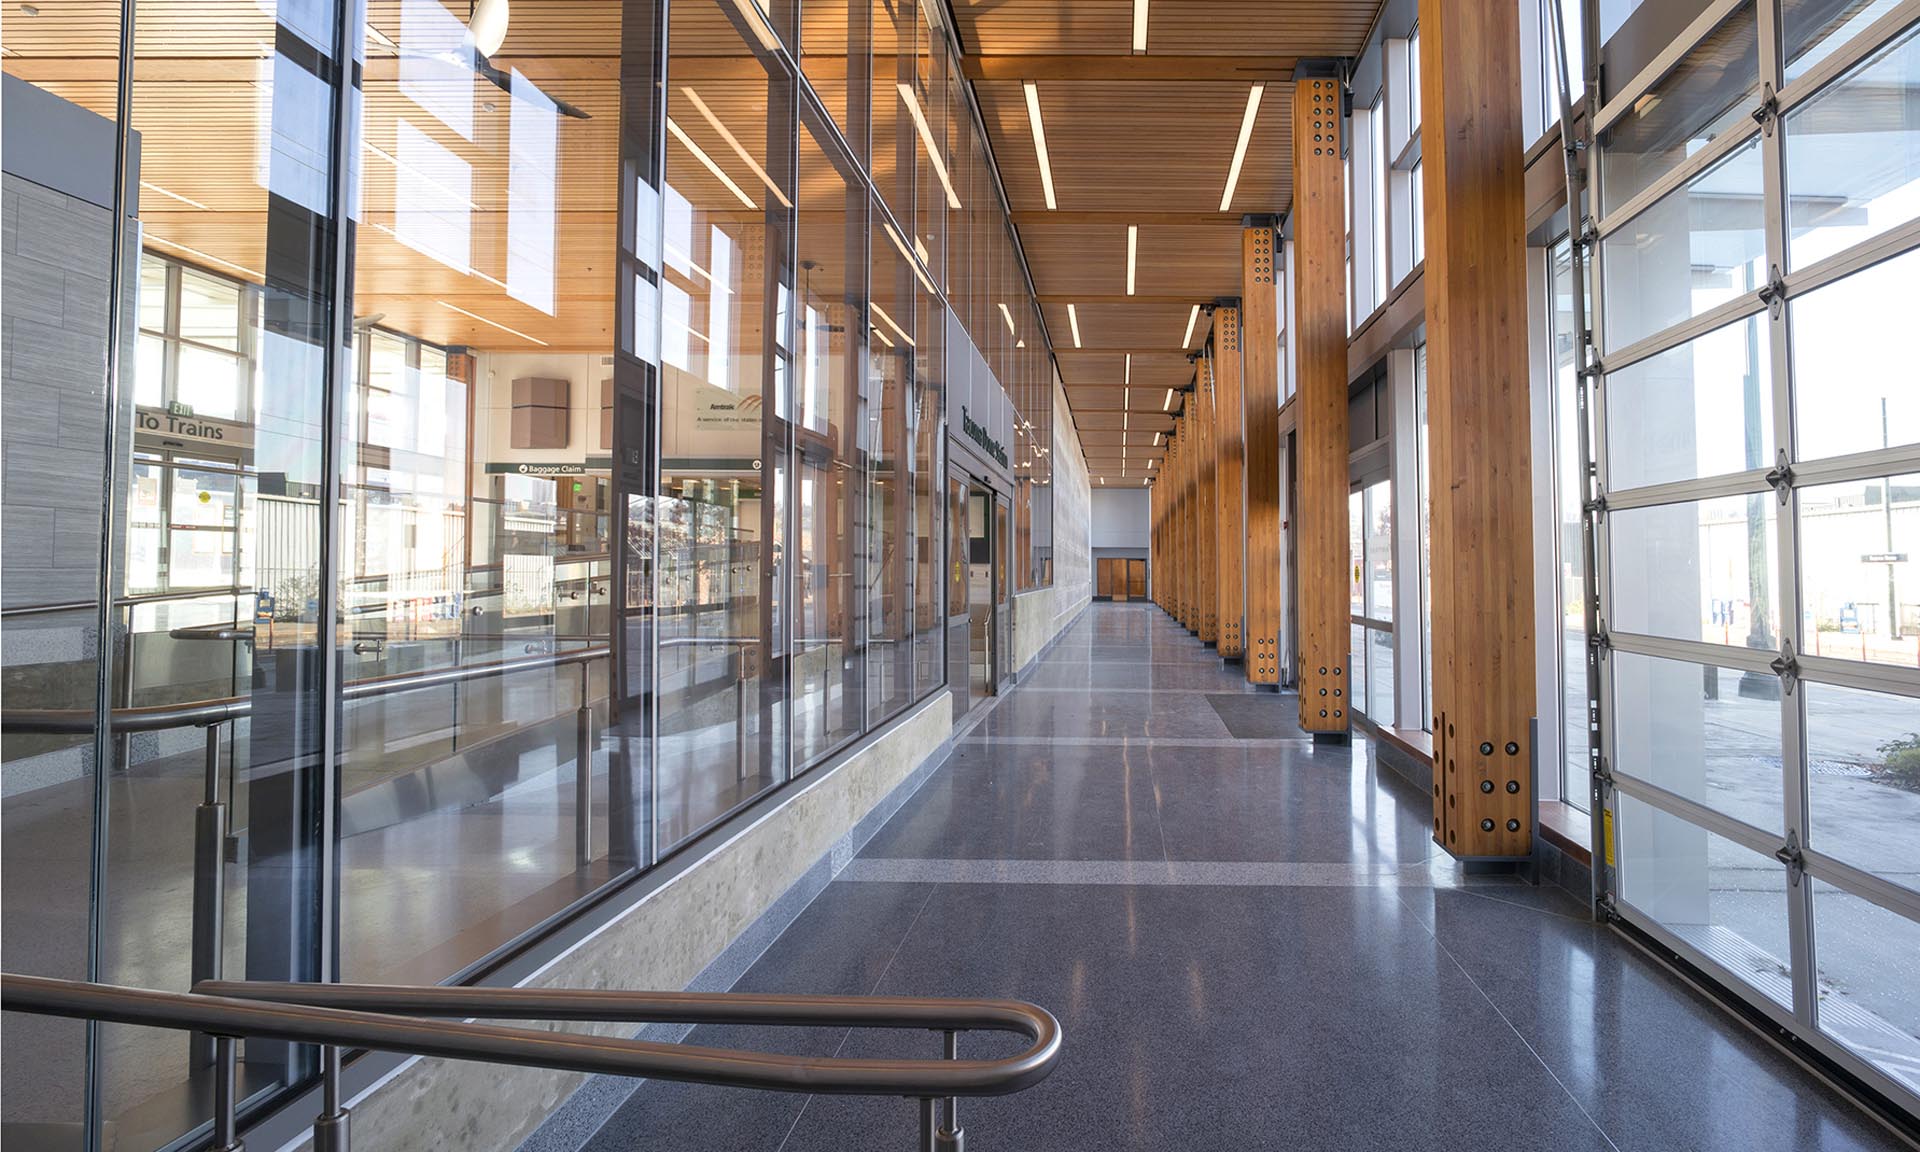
684;88;791;208
1126;225;1138;296
1182;304;1200;348
1068;303;1083;348
439;300;549;346
1162;389;1174;411
1124;353;1132;385
1132;0;1148;52
1023;81;1057;210
1000;301;1018;336
871;302;915;348
1220;83;1265;212
667;117;755;209
899;83;962;209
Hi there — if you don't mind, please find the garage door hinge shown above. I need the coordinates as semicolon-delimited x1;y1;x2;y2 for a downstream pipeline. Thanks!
1769;640;1800;695
1774;831;1805;885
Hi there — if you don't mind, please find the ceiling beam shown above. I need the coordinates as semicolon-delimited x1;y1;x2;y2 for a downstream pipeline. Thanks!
964;56;1297;82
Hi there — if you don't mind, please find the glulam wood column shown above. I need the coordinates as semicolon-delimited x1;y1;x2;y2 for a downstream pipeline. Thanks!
1211;306;1246;659
1418;0;1536;859
1194;353;1218;644
1241;221;1283;685
1289;66;1349;728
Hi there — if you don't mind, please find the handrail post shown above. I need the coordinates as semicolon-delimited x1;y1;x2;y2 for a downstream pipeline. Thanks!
312;1044;350;1152
575;659;593;866
918;1096;937;1152
938;1030;964;1151
212;1034;243;1151
191;720;229;1066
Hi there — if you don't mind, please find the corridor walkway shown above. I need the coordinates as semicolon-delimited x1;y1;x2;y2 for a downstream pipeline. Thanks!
575;604;1903;1152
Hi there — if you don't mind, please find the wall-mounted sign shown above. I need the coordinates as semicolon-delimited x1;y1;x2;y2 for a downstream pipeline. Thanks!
960;405;1008;468
136;406;255;451
1862;553;1909;564
485;457;614;476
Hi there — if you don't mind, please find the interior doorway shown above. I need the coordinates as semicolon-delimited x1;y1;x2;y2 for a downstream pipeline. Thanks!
1096;558;1147;601
948;478;1007;720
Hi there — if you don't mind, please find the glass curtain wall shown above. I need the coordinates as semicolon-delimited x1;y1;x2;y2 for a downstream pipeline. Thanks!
1589;0;1920;1109
0;0;1053;1146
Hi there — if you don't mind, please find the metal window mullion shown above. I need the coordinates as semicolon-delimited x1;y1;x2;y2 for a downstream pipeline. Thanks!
1774;1;1920;114
1609;770;1787;861
1600;290;1768;374
1605;628;1780;675
1795;652;1920;697
1756;0;1818;1038
1789;443;1920;488
1604;466;1773;511
1801;846;1920;925
1781;213;1920;297
1596;121;1762;240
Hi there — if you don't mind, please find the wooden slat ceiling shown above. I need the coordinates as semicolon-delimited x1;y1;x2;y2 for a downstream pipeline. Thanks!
6;0;1381;481
953;0;1381;482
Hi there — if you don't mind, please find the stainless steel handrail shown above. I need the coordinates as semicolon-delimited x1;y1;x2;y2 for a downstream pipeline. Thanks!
2;974;1061;1149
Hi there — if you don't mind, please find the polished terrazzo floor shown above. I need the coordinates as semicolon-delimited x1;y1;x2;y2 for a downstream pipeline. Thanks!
576;604;1907;1152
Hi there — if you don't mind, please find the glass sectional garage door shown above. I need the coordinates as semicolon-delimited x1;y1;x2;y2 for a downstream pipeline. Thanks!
1587;0;1920;1114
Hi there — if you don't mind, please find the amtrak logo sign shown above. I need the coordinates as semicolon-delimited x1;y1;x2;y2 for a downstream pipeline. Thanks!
960;405;1008;467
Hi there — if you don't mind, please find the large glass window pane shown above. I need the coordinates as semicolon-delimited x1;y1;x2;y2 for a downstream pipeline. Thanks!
913;282;946;689
1416;343;1433;730
1616;792;1794;1008
1597;4;1760;216
1550;242;1593;807
1602;135;1767;351
1368;628;1396;726
1364;478;1392;623
1783;23;1920;269
1;0;124;1130
1810;879;1920;1095
1605;312;1772;491
1799;475;1920;666
655;3;792;853
794;116;865;767
1785;0;1909;77
801;0;861;155
869;208;915;723
1804;682;1920;895
1791;249;1920;463
1609;494;1779;649
1348;487;1365;616
871;0;914;233
1612;650;1783;834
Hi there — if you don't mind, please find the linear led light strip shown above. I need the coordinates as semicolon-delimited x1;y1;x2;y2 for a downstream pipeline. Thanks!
870;302;915;348
1182;304;1200;348
667;117;756;209
1219;84;1265;212
367;221;512;293
1023;82;1057;210
882;221;940;295
439;300;550;346
146;235;261;281
683;88;791;208
1162;388;1174;411
142;180;209;211
1126;225;1138;296
999;301;1018;337
1067;304;1083;347
1132;0;1148;52
898;83;962;209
